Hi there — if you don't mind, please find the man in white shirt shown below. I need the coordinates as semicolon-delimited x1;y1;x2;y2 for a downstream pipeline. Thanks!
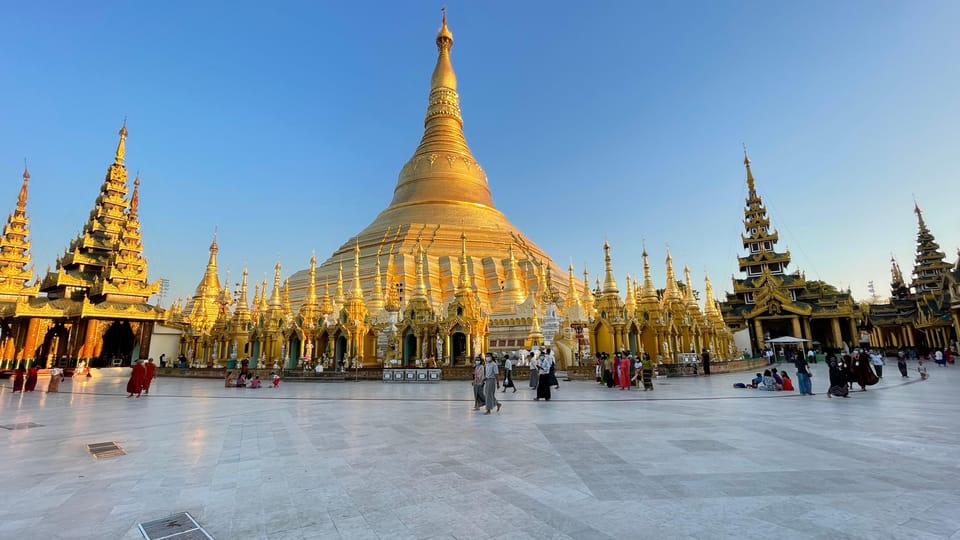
483;355;501;415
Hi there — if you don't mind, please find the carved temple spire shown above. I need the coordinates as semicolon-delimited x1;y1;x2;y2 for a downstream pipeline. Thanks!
351;238;364;300
413;242;428;301
386;9;495;212
661;249;681;304
0;163;37;300
684;265;698;309
335;259;345;305
743;144;756;200
623;274;636;313
115;117;128;166
383;249;400;312
269;262;282;309
890;256;905;289
233;267;250;323
251;282;261;319
601;241;619;295
259;278;269;314
457;232;472;293
321;281;333;316
498;244;526;309
306;254;318;308
910;200;951;293
282;278;293;318
582;266;594;314
567;263;581;306
641;249;658;303
368;247;385;314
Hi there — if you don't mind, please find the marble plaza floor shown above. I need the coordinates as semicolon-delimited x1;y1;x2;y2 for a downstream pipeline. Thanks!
1;360;959;540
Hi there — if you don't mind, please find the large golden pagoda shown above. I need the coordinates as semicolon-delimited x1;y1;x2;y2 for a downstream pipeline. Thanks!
287;12;565;320
172;13;734;370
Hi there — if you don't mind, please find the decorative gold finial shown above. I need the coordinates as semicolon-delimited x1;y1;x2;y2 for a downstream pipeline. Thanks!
437;6;453;45
115;118;128;165
129;172;140;216
22;158;29;180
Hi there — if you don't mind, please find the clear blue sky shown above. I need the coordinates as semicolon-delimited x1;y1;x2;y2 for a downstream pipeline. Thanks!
1;1;957;306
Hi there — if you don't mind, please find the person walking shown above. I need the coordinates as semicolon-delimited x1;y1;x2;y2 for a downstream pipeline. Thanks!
25;363;39;392
126;359;145;398
535;353;553;401
617;352;630;390
143;358;157;394
701;349;711;376
897;353;909;378
641;353;654;391
870;351;884;379
528;355;539;390
47;367;63;393
501;355;516;393
472;357;485;410
794;353;814;395
483;354;501;415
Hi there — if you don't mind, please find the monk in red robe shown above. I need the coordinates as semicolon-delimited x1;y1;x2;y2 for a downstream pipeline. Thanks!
12;366;25;392
127;359;145;398
25;363;39;392
143;358;156;395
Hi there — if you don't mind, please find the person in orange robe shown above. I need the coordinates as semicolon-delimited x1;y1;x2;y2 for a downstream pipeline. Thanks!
142;358;156;395
126;359;145;398
25;363;39;391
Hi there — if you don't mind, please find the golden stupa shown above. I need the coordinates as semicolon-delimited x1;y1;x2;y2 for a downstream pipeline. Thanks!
287;12;565;314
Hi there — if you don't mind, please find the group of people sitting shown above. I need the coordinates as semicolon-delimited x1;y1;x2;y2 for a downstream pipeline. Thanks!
224;371;281;388
735;369;794;391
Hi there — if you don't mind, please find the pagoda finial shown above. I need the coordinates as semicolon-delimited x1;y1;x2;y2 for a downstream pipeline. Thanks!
743;144;756;198
238;267;249;312
662;248;680;303
115;117;128;165
335;258;345;304
270;261;282;308
129;172;140;218
602;240;619;295
17;160;29;209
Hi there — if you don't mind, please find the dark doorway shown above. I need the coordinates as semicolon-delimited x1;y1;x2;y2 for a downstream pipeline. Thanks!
452;332;467;365
99;321;135;367
403;333;416;366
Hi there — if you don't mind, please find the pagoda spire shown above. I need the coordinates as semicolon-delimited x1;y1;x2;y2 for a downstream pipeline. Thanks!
582;266;594;314
601;241;619;295
661;249;681;304
368;247;385;313
351;238;364;300
115;117;128;166
910;201;951;293
641;249;658;302
624;274;636;313
457;232;472;293
251;282;261;319
385;9;495;211
498;244;526;309
413;242;428;301
199;231;221;297
683;265;698;309
321;281;334;316
335;259;345;305
703;274;717;316
282;278;293;318
259;278;269;314
743;144;756;199
269;262;282;308
306;254;318;308
0;163;38;300
567;263;581;306
234;267;250;320
890;256;905;288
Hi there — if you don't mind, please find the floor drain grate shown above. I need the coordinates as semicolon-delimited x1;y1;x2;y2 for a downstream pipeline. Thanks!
87;441;126;459
0;422;43;430
138;512;213;539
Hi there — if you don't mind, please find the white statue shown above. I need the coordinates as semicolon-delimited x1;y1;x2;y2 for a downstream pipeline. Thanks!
435;334;443;361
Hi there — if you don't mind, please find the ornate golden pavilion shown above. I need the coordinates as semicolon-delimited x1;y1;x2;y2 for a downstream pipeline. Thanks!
168;13;735;369
0;123;164;369
865;204;959;350
719;152;860;354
